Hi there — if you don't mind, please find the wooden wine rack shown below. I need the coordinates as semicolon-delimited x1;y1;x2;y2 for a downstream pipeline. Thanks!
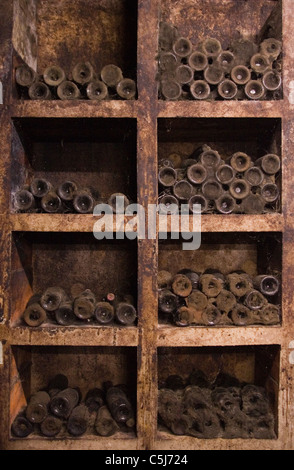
0;0;293;450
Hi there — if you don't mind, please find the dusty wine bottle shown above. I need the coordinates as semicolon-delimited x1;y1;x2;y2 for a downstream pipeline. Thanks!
244;166;264;186
73;188;95;214
260;38;282;61
200;149;221;169
204;66;224;85
94;302;115;325
106;386;134;426
14;189;35;212
200;274;224;298
173;180;193;200
117;79;137;100
158;270;173;289
159;52;178;72
72;62;95;85
188;51;208;71
198;38;222;58
67;404;90;437
85;388;104;412
253;274;279;296
158;166;177;187
57;80;81;100
227;272;252;297
260;304;280;325
245;290;267;310
175;65;193;85
101;64;123;87
161;79;182;100
216;289;237;313
43;66;66;87
30;178;52;198
231;65;251;85
173;37;193;58
202;304;222;326
107;192;129;214
256;154;280;175
73;289;96;320
95;405;119;436
241;194;265;214
158;289;178;314
173;306;195;327
57;181;78;201
229;38;258;66
230;304;253;326
230;152;252;173
15;64;37;87
202;179;223;201
190;80;211;100
50;388;80;419
11;414;33;438
244;80;265;100
115;300;137;326
86;80;108;100
215;193;236;214
262;70;282;91
187;163;207;185
218;80;238;100
187;290;208;311
28;81;51;100
55;301;76;326
261;183;279;203
172;274;193;297
177;269;200;291
217;51;235;72
40;415;63;437
23;294;47;327
216;165;235;185
41;287;68;312
167;153;182;168
26;391;50;424
159;194;179;214
250;54;270;74
189;194;208;214
229;179;251;200
41;190;63;213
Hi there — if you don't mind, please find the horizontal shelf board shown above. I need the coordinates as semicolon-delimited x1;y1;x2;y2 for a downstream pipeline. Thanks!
0;325;138;347
158;100;284;118
10;100;140;119
157;325;283;347
155;431;281;450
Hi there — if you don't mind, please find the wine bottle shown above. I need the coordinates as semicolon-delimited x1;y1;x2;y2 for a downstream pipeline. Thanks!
11;414;33;438
260;38;282;61
15;64;37;87
249;53;270;74
256;154;280;175
158;270;173;289
200;274;224;298
202;179;223;201
108;193;129;214
67;404;90;437
227;272;252;297
95;405;119;436
106;386;134;427
50;388;80;419
217;51;235;72
186;290;208;311
215;193;236;214
161;79;182;100
40;287;68;312
241;194;265;214
187;163;207;185
173;180;193;201
244;80;265;100
253;275;279;296
188;194;208;214
43;65;66;87
14;189;35;212
159;194;179;214
229;179;251;200
204;66;224;85
57;181;78;201
40;415;63;437
73;188;95;214
86;80;108;100
262;70;282;91
231;65;251;85
245;290;267;310
57;80;81;100
172;37;193;58
28;81;51;100
200;149;221;170
230;152;252;173
229;38;258;66
260;304;280;325
173;306;195;327
158;166;177;188
41;190;63;213
177;269;199;291
202;304;222;326
30;178;52;198
190;80;210;100
72;62;95;85
166;153;182;168
244;167;264;186
175;65;193;85
23;294;47;327
261;183;279;203
94;301;115;325
230;304;253;326
115;300;137;326
172;274;193;297
73;289;96;320
159;52;178;72
216;165;235;185
216;289;237;313
217;79;238;100
158;289;178;314
188;51;208;71
159;21;179;51
55;301;76;326
25;391;50;424
85;388;104;413
116;78;137;100
101;64;123;87
198;38;222;57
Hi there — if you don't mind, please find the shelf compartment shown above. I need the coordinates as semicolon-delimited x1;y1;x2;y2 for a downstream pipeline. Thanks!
11;117;137;214
9;345;137;444
10;232;138;329
12;0;138;101
157;345;280;443
158;232;282;328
